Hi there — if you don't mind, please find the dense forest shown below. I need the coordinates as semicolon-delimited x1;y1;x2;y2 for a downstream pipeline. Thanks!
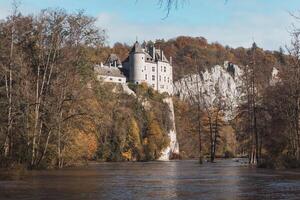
0;9;173;169
0;7;300;169
103;36;298;168
158;37;299;168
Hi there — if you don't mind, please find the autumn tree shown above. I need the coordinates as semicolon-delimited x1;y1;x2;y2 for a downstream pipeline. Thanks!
0;8;105;168
123;118;143;161
144;112;170;160
283;29;300;161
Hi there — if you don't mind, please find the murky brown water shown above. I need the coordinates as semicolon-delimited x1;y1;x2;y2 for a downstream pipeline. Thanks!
0;160;300;200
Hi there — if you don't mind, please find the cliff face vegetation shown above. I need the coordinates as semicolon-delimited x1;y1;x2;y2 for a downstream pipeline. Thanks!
160;37;299;167
92;82;172;162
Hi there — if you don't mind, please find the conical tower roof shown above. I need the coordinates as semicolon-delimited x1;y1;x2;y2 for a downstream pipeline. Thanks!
130;41;144;53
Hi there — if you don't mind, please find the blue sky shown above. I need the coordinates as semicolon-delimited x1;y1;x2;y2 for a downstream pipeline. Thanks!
1;0;300;50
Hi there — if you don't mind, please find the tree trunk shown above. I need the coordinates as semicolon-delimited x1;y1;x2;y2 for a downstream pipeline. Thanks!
197;103;203;164
209;116;214;163
31;64;40;167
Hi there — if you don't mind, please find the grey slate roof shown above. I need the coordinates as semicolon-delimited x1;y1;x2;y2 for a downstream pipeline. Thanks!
94;65;126;78
155;49;169;62
130;41;144;53
125;41;170;64
105;54;122;66
145;52;154;62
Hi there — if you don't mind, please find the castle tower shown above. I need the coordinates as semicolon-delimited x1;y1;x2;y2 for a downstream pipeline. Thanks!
130;41;145;84
123;41;174;95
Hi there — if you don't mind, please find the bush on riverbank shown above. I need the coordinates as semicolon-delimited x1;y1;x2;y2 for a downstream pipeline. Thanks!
173;97;238;160
259;155;300;169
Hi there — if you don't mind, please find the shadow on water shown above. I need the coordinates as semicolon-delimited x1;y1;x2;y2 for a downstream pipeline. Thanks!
0;159;300;200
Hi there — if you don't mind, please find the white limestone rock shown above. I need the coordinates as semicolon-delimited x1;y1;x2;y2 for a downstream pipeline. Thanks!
174;62;244;119
158;97;180;161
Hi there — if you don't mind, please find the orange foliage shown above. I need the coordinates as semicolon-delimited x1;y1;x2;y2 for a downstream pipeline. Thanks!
74;132;98;159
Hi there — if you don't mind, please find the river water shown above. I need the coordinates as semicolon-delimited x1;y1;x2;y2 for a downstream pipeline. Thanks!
0;159;300;200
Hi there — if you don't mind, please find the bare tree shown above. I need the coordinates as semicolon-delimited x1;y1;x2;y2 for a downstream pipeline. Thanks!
0;7;105;168
178;56;205;164
285;30;300;160
236;43;262;165
2;1;19;158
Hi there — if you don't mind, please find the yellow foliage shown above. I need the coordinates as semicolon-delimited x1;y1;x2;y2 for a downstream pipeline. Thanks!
144;118;170;160
128;118;141;148
75;132;98;159
143;138;148;145
124;118;144;160
148;120;163;138
140;82;149;91
122;150;132;160
64;130;98;165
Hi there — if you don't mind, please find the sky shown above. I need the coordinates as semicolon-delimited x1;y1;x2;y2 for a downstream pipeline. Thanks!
0;0;300;50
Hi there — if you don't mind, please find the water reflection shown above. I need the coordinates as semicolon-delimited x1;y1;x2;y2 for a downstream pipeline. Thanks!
0;160;300;200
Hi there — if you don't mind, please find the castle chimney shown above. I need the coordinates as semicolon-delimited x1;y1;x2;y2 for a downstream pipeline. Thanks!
152;45;155;60
161;50;163;61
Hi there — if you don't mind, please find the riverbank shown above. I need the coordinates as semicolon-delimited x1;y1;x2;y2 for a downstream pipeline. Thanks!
1;159;300;200
2;157;300;172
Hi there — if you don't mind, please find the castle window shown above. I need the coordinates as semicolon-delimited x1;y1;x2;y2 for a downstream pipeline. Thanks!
152;84;155;88
159;75;161;81
110;78;113;81
164;76;166;82
145;74;147;80
160;85;164;89
152;67;155;72
152;75;155;81
168;77;169;83
118;79;122;82
164;66;166;72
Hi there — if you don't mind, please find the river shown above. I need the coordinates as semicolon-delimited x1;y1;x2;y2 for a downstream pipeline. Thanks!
0;159;300;200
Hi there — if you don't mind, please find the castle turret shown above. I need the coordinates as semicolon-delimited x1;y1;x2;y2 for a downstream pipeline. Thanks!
130;41;145;83
122;41;174;95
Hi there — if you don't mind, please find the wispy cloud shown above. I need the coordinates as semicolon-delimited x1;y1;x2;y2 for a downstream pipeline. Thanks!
0;0;296;50
97;11;294;50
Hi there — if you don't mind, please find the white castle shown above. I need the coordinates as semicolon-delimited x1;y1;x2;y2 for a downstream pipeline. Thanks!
95;41;174;95
123;41;173;95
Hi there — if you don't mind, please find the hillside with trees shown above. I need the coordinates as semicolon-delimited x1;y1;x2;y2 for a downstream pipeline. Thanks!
0;9;172;169
106;36;295;167
154;37;299;168
0;7;299;169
